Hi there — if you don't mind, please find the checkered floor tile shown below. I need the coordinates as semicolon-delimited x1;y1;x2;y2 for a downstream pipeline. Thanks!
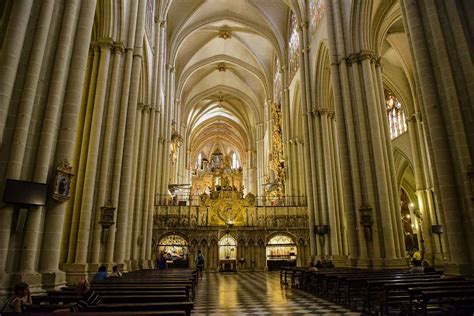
192;272;360;315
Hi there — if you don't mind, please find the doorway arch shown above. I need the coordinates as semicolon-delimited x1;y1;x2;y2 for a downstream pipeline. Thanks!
158;234;189;268
266;234;297;271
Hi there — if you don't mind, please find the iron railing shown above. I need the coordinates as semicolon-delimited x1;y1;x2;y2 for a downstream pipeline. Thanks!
154;195;308;207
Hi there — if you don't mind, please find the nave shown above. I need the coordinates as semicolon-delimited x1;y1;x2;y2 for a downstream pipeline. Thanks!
193;272;356;315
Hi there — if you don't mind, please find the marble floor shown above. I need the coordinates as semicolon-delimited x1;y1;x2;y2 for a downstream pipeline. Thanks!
192;272;361;315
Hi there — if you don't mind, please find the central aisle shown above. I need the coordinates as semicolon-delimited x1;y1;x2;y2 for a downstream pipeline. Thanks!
192;272;359;315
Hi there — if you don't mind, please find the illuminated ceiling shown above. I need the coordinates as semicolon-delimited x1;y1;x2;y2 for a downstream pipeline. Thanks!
167;0;290;164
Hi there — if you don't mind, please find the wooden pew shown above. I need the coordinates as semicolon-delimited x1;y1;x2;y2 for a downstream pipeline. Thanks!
33;294;188;305
27;268;198;315
380;278;470;315
27;301;195;316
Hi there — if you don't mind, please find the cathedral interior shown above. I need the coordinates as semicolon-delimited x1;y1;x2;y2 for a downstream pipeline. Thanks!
0;0;473;311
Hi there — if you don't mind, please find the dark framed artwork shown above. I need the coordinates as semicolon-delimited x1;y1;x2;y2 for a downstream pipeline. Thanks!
51;160;74;203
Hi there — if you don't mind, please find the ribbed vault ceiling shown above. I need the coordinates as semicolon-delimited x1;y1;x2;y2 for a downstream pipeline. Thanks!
167;0;290;165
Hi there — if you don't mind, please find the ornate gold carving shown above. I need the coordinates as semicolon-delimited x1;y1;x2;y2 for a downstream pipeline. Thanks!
169;121;183;164
266;103;285;198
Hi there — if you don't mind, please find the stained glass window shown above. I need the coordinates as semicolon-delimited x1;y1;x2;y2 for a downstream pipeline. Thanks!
273;58;282;105
158;235;188;259
309;0;326;35
385;89;407;139
288;12;300;82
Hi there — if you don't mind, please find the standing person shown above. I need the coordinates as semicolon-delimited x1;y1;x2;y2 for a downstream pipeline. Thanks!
195;250;205;280
157;251;167;270
1;282;32;312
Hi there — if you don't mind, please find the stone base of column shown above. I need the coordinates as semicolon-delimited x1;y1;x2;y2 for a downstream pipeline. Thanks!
444;263;473;275
351;257;408;269
2;272;44;293
138;259;151;269
41;271;66;290
130;259;140;271
124;260;133;272
423;252;446;268
329;254;347;267
87;263;101;275
62;263;90;285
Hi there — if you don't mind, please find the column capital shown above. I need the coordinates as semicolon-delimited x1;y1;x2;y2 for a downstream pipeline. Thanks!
96;37;114;50
142;104;151;113
113;41;125;54
345;51;379;65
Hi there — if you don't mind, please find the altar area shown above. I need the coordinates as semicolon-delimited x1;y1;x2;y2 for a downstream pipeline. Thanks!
153;150;310;271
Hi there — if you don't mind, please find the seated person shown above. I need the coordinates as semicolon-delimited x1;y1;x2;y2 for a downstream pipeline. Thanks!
110;265;122;277
314;260;324;269
54;279;101;313
1;282;32;312
93;265;107;281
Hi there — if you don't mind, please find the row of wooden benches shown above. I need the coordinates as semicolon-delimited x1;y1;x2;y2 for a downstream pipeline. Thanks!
281;266;474;315
23;269;198;316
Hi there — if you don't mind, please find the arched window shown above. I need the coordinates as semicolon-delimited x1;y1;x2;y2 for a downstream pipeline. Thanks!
385;89;407;139
273;58;282;105
288;11;300;82
231;152;239;169
309;0;326;35
196;153;202;170
158;234;188;260
219;234;237;260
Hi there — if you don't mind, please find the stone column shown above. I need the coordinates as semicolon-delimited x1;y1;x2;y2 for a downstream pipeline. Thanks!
75;39;112;265
296;140;306;198
3;0;56;275
112;0;140;267
137;105;151;267
320;110;341;256
400;0;472;272
116;0;147;270
0;0;34;143
39;0;99;281
128;103;144;270
0;0;79;275
296;24;317;257
66;45;100;264
325;0;362;263
92;41;125;264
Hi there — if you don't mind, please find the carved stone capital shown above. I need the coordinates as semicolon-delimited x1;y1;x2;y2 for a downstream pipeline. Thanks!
96;37;114;50
113;41;125;54
142;104;151;113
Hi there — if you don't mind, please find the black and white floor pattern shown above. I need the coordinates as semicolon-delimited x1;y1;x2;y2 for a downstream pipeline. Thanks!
192;272;361;315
